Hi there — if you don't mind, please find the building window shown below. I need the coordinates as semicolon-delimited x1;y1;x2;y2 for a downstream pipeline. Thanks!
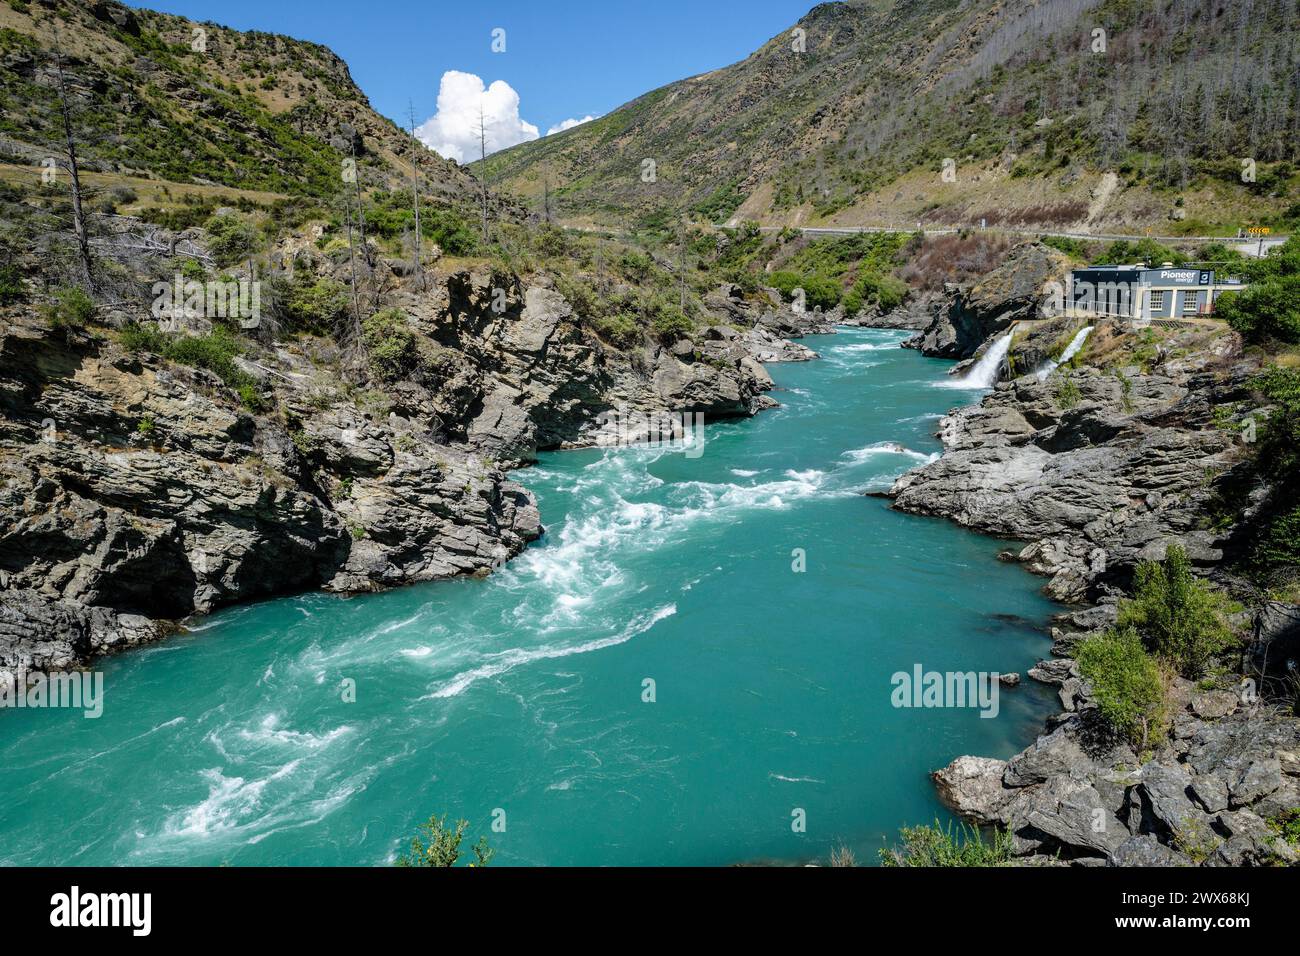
1149;290;1165;312
1182;291;1200;315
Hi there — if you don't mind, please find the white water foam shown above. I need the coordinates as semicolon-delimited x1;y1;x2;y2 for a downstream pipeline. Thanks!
936;332;1013;390
842;442;938;465
424;604;678;700
1035;325;1093;380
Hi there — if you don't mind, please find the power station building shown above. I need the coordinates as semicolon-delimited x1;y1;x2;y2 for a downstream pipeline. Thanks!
1067;264;1247;320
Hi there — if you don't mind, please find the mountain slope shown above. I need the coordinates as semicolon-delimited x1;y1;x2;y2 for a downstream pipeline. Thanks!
483;0;1300;234
0;0;482;204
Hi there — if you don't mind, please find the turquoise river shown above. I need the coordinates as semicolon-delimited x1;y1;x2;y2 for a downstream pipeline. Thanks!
0;327;1060;866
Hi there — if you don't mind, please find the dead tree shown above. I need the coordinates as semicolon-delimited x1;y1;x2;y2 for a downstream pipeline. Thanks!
53;43;93;290
407;101;425;291
476;102;490;244
343;190;364;358
346;130;379;310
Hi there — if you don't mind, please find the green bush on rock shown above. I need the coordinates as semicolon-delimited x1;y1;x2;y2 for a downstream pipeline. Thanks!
1118;545;1236;677
395;814;493;868
43;286;95;331
362;308;418;381
879;819;1013;867
1077;626;1168;749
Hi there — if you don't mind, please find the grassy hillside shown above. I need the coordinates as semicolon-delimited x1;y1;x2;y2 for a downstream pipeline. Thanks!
0;0;498;207
482;0;1300;235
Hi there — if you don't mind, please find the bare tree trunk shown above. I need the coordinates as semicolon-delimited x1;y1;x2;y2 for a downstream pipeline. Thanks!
344;193;363;355
677;220;687;312
54;45;92;290
478;103;490;244
407;102;424;292
349;135;378;310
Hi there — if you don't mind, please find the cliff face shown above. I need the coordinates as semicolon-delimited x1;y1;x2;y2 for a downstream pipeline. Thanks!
891;319;1251;602
903;242;1071;360
0;269;800;673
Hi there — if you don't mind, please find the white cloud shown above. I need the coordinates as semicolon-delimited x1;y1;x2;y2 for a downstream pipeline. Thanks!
414;71;539;164
546;115;598;136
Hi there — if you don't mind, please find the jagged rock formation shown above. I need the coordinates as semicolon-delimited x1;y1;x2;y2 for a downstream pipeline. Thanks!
933;661;1300;866
904;242;1070;360
0;264;808;672
891;311;1300;865
890;319;1250;602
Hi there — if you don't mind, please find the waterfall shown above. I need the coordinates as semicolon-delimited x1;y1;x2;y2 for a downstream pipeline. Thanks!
1035;326;1093;381
942;333;1013;389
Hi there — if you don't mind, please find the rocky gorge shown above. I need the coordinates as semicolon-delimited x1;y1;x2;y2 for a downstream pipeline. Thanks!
0;261;826;675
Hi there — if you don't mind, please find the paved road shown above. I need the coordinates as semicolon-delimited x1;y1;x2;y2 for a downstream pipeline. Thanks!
763;224;1288;256
570;221;1289;257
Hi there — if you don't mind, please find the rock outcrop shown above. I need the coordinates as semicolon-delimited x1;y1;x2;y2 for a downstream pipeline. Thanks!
900;310;1300;866
933;681;1300;866
1;266;808;672
905;242;1070;359
890;320;1251;601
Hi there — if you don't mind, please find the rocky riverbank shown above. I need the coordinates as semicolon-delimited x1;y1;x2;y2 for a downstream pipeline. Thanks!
0;270;820;674
877;257;1300;866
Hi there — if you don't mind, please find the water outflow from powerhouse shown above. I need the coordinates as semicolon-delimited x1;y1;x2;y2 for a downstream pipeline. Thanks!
1035;326;1094;381
945;333;1013;389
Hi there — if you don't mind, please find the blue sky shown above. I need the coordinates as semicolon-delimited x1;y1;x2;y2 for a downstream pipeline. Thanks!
126;0;813;156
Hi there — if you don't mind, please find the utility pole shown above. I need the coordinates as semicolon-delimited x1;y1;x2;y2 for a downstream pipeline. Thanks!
53;41;92;291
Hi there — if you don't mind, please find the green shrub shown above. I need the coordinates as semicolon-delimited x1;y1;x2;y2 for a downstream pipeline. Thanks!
204;211;261;267
1216;275;1300;345
1253;502;1300;570
177;257;206;281
1172;813;1220;863
768;270;840;311
120;322;264;409
554;273;600;319
1077;626;1168;748
362;307;417;381
1118;545;1235;677
163;325;245;380
843;271;908;315
1217;237;1300;344
424;208;479;256
395;814;493;868
119;321;168;353
282;275;349;332
650;308;694;343
43;286;95;330
1096;238;1186;267
1052;370;1082;409
879;820;1014;867
594;312;641;349
1268;808;1300;848
0;264;26;305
